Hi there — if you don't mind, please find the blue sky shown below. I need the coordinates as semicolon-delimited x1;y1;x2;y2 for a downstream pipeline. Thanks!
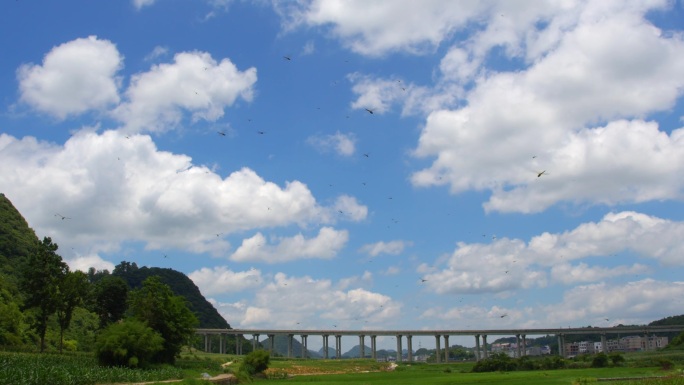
2;0;684;350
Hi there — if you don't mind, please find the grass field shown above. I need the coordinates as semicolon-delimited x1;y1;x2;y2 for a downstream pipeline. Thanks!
3;349;683;385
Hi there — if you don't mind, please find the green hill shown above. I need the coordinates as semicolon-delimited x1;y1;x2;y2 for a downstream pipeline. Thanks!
0;193;39;282
0;193;229;330
111;261;230;329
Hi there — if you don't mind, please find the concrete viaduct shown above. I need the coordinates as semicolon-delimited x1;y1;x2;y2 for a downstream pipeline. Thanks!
196;325;684;362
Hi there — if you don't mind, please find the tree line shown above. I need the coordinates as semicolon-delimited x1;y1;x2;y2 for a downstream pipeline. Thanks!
1;236;198;367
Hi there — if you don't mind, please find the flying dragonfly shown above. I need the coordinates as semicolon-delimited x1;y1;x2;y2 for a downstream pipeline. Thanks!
283;55;291;61
54;213;71;220
537;170;547;177
365;108;374;114
217;131;226;136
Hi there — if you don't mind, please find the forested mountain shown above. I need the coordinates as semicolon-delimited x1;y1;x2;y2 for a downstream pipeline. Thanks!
109;261;229;329
0;193;39;283
0;193;229;330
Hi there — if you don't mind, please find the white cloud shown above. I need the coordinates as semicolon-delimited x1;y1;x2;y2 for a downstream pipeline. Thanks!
421;279;684;329
229;227;349;263
0;130;363;257
189;266;263;295
550;263;650;285
277;0;484;56
235;273;401;328
421;211;684;295
307;131;356;156
113;51;257;133
132;0;156;10
528;211;684;266
143;46;169;62
411;3;684;212
65;254;115;273
542;279;684;327
17;36;122;119
348;74;406;114
359;240;411;257
331;195;368;222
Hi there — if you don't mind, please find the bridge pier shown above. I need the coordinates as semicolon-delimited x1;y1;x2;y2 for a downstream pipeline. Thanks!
482;335;488;358
475;334;481;361
219;333;224;354
301;335;308;358
235;334;242;355
435;335;441;363
396;335;403;362
558;334;565;357
252;334;259;351
443;335;449;362
335;335;342;359
359;335;365;358
407;335;413;362
516;334;521;357
371;335;377;359
287;334;294;358
204;334;209;353
601;333;607;353
522;334;527;356
322;335;329;358
268;334;275;355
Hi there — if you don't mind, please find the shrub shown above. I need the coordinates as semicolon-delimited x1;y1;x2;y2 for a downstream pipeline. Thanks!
541;355;566;370
658;358;674;370
609;352;625;366
591;352;609;368
471;352;517;372
95;319;164;368
239;349;270;376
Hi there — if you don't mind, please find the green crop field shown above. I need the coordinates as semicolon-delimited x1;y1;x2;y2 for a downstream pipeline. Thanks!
3;350;684;385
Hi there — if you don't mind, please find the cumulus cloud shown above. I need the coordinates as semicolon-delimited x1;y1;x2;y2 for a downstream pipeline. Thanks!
550;263;650;284
307;131;356;156
229;227;349;263
542;279;684;327
421;279;684;329
277;0;484;56
113;51;257;133
359;240;411;257
0;130;365;257
65;254;116;273
233;273;401;328
421;211;684;295
17;36;122;119
189;266;262;295
411;3;684;212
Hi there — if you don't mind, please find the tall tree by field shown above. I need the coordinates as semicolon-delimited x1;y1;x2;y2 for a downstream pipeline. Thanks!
127;276;198;364
20;237;68;352
55;270;89;353
92;275;128;328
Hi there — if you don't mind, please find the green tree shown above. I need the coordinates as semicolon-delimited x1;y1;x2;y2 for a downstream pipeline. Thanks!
128;276;198;364
92;275;128;328
20;237;68;352
0;275;25;346
95;318;164;368
55;270;89;353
